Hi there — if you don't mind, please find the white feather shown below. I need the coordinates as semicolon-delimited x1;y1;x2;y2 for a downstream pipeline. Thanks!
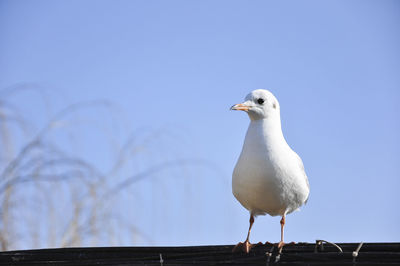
232;89;309;217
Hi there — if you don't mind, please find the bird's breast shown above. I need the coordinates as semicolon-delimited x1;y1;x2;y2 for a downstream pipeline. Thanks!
232;121;308;216
232;147;285;216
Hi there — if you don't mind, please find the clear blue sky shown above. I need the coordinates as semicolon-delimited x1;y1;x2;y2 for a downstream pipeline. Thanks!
0;0;399;248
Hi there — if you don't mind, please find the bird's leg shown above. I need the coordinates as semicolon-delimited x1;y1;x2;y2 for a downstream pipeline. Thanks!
245;215;254;243
276;215;295;252
277;215;285;249
233;215;260;253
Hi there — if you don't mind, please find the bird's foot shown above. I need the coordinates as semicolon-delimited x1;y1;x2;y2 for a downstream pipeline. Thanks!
275;241;296;251
277;241;285;249
232;240;262;253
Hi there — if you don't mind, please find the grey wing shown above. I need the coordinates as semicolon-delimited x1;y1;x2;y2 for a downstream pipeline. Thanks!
294;152;310;204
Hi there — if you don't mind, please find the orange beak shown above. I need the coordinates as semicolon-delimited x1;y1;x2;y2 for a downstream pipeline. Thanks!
230;103;250;111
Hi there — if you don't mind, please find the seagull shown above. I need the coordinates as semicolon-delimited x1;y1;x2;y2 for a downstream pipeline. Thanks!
231;89;310;253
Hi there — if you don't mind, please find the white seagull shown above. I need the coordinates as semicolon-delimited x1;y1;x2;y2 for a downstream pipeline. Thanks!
231;89;310;253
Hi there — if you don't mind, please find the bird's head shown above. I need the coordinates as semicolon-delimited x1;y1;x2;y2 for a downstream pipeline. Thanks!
231;89;280;121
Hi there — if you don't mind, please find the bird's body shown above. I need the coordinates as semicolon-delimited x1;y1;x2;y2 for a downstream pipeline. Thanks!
233;117;309;217
231;89;309;253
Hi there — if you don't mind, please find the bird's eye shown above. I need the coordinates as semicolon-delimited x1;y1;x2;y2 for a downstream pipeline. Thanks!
257;98;264;105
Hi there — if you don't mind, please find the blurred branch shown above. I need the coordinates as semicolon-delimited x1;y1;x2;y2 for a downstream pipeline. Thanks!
0;85;217;251
106;159;218;197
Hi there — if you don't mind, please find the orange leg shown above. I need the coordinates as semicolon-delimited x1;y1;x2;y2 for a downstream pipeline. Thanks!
276;215;295;250
277;215;285;249
246;215;255;242
232;215;260;253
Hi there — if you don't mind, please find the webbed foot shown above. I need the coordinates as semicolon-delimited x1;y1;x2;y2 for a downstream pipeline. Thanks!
232;240;262;253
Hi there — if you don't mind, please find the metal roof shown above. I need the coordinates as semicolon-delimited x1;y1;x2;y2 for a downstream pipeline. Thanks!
1;242;399;265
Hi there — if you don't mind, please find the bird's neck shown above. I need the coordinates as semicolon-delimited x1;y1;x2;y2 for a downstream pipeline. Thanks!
248;116;286;146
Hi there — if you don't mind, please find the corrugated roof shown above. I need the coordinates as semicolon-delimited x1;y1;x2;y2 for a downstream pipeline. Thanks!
1;242;399;265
